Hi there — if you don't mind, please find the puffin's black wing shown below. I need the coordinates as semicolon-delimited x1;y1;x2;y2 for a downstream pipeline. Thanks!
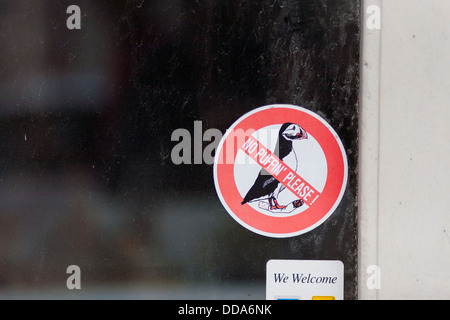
241;169;280;205
241;123;294;205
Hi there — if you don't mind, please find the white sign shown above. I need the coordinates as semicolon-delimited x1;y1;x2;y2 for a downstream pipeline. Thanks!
266;260;344;300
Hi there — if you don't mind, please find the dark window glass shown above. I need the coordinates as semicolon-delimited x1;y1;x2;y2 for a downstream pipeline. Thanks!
0;0;359;299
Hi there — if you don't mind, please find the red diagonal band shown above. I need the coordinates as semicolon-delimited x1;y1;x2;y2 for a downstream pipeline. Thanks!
240;136;321;207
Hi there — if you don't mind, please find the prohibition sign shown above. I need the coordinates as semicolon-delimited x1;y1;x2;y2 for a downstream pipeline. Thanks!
213;104;348;238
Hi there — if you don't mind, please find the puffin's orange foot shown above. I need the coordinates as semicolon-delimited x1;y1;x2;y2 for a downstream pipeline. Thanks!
269;197;287;210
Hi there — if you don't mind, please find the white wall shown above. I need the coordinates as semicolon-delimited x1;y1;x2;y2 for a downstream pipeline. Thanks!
359;0;450;299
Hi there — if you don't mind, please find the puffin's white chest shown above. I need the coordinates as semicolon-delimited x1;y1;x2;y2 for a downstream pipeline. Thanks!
271;150;298;197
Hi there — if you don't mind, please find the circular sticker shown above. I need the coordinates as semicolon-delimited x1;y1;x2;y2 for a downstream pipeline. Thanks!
213;104;348;238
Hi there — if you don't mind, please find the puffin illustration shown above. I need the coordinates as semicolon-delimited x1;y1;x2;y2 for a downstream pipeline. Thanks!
241;123;308;211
